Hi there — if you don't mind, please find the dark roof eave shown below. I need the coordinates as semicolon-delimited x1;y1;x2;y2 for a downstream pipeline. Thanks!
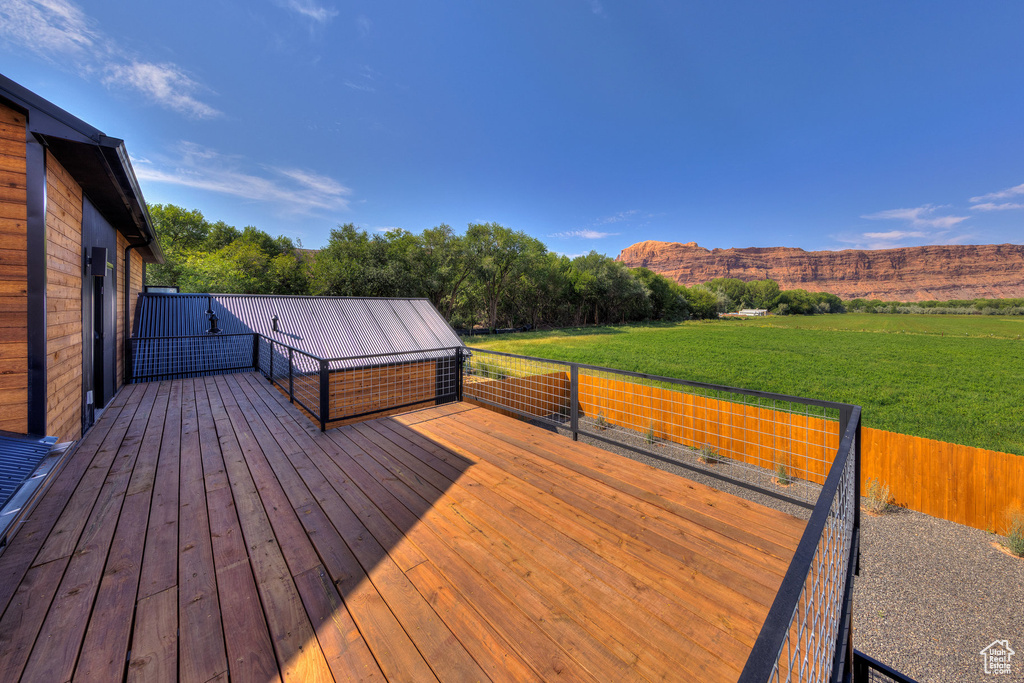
0;74;164;264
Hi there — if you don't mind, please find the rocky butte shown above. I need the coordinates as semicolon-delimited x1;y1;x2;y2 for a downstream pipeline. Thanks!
616;240;1024;302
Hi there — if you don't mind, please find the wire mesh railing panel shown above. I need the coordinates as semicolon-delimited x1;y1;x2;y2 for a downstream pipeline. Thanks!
131;334;255;382
461;351;572;428
574;365;839;503
324;353;460;424
744;422;859;683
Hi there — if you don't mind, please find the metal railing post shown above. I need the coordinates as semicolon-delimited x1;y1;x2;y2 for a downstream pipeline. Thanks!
319;359;329;431
288;348;294;402
456;351;464;402
268;340;275;382
252;334;260;371
570;364;579;441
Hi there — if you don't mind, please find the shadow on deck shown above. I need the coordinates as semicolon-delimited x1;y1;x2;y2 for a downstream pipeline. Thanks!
0;372;804;682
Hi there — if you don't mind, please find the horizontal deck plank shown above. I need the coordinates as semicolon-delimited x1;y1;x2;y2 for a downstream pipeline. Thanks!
0;372;804;683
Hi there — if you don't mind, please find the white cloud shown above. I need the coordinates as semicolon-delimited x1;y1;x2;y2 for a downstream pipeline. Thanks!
343;79;375;93
860;205;969;229
551;229;619;239
104;62;220;119
970;182;1024;203
597;210;639;224
134;142;351;213
279;0;338;23
0;0;219;118
587;0;606;17
0;0;97;58
862;230;927;241
970;202;1024;211
840;203;976;249
356;14;372;36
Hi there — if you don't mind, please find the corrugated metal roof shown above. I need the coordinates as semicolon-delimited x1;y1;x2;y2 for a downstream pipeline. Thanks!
0;434;56;511
132;294;464;373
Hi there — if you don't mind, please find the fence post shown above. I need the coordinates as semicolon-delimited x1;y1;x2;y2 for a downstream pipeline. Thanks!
570;364;579;441
288;348;294;402
127;338;134;383
456;350;464;402
252;334;259;371
319;359;329;431
268;340;274;383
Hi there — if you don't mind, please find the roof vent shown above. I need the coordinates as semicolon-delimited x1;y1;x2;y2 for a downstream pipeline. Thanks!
271;314;279;332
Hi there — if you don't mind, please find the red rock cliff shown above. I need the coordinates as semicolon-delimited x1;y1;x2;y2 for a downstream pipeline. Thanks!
616;240;1024;301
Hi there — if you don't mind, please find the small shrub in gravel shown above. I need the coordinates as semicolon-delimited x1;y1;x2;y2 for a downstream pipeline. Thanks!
698;445;725;464
595;411;608;430
644;423;655;444
864;477;891;514
1003;508;1024;557
775;461;793;486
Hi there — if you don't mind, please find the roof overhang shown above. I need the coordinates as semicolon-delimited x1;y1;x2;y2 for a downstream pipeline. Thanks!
0;74;164;264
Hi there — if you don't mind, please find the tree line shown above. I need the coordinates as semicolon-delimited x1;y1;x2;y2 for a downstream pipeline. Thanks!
146;204;849;330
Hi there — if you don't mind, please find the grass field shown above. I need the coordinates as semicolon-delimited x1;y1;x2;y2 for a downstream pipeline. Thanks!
465;313;1024;455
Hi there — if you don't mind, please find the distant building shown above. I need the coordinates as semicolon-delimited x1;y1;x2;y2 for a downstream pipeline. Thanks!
736;308;768;316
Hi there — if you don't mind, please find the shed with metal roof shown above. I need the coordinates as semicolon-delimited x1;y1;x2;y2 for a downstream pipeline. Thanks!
130;293;465;428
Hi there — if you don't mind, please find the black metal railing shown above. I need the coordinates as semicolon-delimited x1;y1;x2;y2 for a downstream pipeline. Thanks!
129;333;464;430
461;347;863;683
853;651;919;683
129;333;257;382
462;347;850;506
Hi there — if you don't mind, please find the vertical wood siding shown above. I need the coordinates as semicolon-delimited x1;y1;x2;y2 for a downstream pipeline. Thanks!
45;150;83;442
0;103;28;433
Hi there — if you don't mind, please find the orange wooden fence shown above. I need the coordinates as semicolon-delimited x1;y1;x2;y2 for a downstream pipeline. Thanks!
862;428;1024;532
576;373;839;485
464;370;1024;532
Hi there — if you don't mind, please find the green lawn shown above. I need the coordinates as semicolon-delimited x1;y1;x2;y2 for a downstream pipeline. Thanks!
465;314;1024;455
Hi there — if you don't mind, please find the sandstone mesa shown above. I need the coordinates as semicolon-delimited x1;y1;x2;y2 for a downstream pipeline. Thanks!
615;240;1024;302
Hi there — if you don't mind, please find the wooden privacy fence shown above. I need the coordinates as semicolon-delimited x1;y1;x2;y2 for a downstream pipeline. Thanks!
465;369;1024;532
862;428;1024;532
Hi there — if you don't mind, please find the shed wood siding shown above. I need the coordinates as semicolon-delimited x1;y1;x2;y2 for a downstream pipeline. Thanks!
45;150;83;442
0;103;28;433
327;359;437;418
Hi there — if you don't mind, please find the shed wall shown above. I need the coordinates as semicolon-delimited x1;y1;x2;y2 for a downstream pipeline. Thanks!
45;150;83;442
0;102;28;433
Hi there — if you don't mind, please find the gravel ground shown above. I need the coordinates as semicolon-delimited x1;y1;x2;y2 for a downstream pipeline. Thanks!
532;418;1024;683
855;506;1024;683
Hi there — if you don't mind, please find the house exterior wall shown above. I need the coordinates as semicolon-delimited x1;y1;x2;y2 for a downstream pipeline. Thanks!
45;151;83;442
0;102;28;433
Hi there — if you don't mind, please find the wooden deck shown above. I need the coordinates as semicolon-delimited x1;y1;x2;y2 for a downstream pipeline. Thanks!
0;372;806;682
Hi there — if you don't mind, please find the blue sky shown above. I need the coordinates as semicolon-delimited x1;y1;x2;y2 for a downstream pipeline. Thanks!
2;1;1023;256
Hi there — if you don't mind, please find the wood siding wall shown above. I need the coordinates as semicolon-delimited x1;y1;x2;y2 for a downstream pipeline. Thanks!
0;103;28;433
468;371;1024;533
45;151;83;442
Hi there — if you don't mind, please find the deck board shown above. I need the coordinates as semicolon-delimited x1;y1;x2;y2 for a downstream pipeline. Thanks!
0;372;805;682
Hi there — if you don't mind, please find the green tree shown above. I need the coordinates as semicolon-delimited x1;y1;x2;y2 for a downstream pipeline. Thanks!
466;223;545;332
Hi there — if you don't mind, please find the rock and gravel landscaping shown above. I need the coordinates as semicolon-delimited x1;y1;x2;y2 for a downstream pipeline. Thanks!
855;506;1024;683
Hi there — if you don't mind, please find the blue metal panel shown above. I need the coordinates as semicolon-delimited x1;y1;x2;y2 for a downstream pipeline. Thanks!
0;434;56;510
